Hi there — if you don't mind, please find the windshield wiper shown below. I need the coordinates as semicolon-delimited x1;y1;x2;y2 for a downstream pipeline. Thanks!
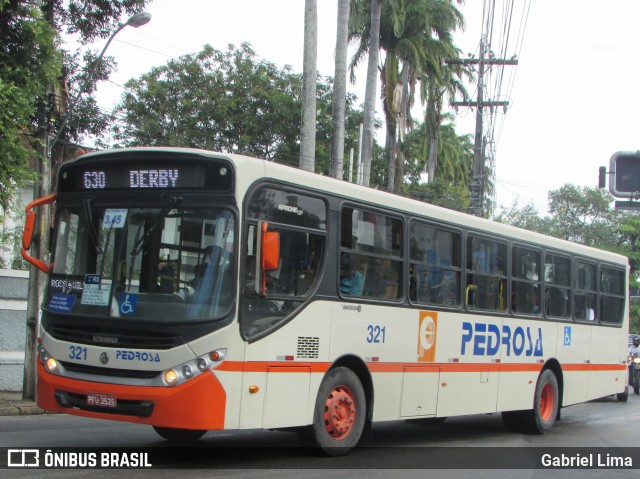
83;198;102;254
126;194;183;289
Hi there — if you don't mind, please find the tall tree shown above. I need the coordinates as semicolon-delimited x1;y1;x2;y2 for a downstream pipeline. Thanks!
300;0;317;172
358;0;383;187
403;117;472;188
0;0;61;209
329;0;351;180
350;0;464;192
113;43;369;174
423;60;471;183
114;44;302;159
548;185;620;247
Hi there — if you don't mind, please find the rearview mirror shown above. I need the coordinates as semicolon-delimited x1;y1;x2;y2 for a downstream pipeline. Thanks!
258;222;280;296
21;193;56;273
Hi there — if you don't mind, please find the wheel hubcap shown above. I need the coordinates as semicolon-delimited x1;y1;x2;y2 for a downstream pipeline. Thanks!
323;385;356;440
539;383;554;421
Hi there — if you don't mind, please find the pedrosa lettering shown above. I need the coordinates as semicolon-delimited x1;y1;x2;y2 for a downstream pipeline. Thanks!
461;321;543;357
129;169;178;188
115;350;161;363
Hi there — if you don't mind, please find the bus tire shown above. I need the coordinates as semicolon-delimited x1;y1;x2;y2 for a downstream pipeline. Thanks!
302;367;366;456
527;369;559;434
617;385;629;402
153;426;207;443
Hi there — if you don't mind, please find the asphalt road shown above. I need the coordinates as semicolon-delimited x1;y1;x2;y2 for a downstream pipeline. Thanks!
1;393;639;478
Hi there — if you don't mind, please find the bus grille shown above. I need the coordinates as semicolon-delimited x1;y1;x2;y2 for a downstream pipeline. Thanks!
60;361;160;380
297;337;320;359
49;325;183;350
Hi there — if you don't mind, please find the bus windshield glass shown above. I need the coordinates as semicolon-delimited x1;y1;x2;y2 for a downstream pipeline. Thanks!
46;201;235;322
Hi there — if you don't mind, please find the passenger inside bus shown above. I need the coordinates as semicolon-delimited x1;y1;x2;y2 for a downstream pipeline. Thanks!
340;254;364;296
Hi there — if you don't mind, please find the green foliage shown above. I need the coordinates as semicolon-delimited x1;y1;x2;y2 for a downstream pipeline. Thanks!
630;303;640;335
0;0;62;208
113;43;369;173
403;180;470;212
495;184;640;308
547;184;621;247
402;118;473;187
493;201;553;236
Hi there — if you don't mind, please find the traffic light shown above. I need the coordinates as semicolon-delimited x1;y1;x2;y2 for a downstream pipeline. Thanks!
609;151;640;198
598;166;606;189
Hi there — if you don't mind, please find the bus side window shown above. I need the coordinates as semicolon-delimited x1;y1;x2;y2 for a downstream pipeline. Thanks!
544;253;571;319
466;236;506;312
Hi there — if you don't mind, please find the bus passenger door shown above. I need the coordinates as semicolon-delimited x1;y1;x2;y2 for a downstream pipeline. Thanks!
400;365;440;418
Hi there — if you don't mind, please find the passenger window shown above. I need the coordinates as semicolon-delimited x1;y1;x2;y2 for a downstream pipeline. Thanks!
466;236;507;312
511;246;541;316
600;266;625;325
409;222;461;307
574;261;597;321
340;207;403;300
544;254;571;319
241;187;327;339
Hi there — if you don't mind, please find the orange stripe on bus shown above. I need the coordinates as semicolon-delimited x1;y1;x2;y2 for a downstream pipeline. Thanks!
215;361;624;374
562;364;627;372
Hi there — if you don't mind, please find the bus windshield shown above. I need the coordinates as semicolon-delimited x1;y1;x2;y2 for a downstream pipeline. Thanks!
46;200;236;322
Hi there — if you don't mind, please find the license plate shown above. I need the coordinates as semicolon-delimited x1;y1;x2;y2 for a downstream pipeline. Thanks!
86;392;117;408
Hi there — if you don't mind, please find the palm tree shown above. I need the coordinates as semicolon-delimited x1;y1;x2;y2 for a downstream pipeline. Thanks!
423;58;472;182
350;0;464;192
330;0;351;180
300;0;317;172
356;0;383;187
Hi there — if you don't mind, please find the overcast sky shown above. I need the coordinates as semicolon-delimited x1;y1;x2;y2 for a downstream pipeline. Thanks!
91;0;640;214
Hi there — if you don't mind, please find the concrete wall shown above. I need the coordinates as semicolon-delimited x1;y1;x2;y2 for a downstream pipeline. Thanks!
0;269;29;391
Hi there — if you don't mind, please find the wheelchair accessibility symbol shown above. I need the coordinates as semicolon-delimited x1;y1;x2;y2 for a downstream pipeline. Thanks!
119;293;138;316
563;326;572;346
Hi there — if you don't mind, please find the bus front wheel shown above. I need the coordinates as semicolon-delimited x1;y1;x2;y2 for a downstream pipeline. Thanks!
153;426;207;443
300;367;366;456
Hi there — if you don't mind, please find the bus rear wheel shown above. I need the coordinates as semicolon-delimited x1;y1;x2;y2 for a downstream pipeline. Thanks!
502;369;559;434
300;367;366;456
153;426;207;443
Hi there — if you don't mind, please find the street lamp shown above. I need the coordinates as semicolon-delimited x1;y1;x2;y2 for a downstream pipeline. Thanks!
23;11;151;400
47;10;152;156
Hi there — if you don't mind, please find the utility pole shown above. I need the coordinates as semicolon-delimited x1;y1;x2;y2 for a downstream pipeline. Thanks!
448;38;518;217
22;10;152;400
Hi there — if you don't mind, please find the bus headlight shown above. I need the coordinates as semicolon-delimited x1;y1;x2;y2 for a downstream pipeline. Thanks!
161;349;226;387
45;357;59;373
38;345;60;374
163;369;179;386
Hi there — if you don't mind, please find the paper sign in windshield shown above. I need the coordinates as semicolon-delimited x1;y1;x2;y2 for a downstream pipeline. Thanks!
103;209;128;229
48;293;77;313
81;274;109;306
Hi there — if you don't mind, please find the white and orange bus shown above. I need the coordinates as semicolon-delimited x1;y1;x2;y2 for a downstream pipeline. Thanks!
23;148;629;455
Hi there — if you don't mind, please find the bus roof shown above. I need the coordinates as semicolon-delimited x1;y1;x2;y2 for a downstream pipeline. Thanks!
70;147;629;266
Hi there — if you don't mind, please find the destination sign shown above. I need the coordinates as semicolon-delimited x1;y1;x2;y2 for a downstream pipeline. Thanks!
58;157;233;193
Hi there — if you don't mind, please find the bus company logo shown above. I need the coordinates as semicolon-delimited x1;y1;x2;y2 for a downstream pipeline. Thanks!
277;204;304;216
342;304;362;312
99;352;110;365
115;350;161;363
461;321;544;357
8;449;39;467
417;312;438;362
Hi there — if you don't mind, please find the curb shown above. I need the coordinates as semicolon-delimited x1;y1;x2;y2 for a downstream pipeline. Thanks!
0;404;46;416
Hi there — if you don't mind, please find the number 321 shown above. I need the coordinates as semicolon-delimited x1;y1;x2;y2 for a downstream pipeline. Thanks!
367;325;386;344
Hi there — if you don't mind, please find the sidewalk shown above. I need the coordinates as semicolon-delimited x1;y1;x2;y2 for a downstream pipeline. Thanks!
0;391;46;416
